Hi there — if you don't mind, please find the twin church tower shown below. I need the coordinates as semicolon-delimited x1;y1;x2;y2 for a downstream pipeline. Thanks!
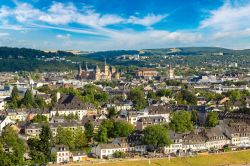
77;59;120;81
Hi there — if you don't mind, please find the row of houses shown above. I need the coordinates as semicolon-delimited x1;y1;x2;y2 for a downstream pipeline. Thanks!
91;120;250;159
51;145;87;163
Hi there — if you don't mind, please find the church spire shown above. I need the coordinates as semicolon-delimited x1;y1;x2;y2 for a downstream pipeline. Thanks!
78;63;82;74
85;62;88;71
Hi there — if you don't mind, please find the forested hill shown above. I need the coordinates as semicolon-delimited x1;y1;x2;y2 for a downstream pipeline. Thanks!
143;47;250;56
0;47;74;59
85;50;140;60
0;47;77;72
0;46;249;72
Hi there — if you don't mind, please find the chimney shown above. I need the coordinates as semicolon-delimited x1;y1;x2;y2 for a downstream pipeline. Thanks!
56;92;61;102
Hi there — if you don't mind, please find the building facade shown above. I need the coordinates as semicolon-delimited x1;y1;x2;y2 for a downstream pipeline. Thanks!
77;60;120;81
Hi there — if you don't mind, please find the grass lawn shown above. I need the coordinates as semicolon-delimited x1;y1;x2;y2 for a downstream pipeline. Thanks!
64;150;250;166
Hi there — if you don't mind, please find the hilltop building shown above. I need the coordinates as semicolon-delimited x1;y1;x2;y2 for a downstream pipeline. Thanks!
77;59;120;81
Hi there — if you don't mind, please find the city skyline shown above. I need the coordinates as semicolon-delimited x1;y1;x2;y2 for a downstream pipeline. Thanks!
0;0;250;51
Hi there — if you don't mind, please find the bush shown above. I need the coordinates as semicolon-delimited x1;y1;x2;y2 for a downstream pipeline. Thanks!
113;151;126;158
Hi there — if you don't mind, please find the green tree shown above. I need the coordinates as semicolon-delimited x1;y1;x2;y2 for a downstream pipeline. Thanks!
225;90;242;102
156;89;171;97
176;90;197;105
74;127;87;150
27;137;46;164
11;86;19;101
64;113;79;120
31;114;48;123
39;125;52;161
100;120;114;138
84;121;94;142
8;86;20;108
170;110;193;133
128;87;147;110
206;111;218;127
191;110;198;125
142;125;172;152
21;89;35;108
97;125;108;143
29;150;46;164
56;127;74;150
34;97;47;109
0;126;26;165
113;151;126;158
107;107;117;119
113;121;134;138
147;90;157;99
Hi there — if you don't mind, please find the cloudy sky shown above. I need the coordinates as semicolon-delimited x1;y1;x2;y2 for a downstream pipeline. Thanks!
0;0;250;51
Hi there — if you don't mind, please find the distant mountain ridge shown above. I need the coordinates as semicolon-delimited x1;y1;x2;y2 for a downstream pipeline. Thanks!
0;46;249;71
0;47;75;59
143;47;250;56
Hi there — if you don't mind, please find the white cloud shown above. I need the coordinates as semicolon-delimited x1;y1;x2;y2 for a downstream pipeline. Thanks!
200;1;250;31
2;1;250;50
14;3;41;22
0;2;165;28
56;33;71;39
128;14;167;26
0;6;11;19
38;2;77;25
104;29;203;50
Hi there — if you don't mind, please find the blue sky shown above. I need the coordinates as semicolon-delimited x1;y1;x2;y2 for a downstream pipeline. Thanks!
0;0;250;51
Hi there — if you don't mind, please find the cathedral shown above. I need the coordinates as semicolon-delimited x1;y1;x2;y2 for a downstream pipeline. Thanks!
77;60;120;81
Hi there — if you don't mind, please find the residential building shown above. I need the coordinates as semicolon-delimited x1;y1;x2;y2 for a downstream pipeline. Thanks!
50;94;94;120
51;145;70;164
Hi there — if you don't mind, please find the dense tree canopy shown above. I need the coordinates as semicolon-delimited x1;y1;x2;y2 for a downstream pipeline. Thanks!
96;120;134;142
56;127;87;150
175;90;197;105
128;87;147;110
142;124;172;151
31;114;48;123
0;126;26;165
170;110;193;133
84;121;94;142
206;111;219;127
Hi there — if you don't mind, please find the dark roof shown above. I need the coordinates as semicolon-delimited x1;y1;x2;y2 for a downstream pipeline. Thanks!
53;145;69;152
98;143;121;149
147;105;172;114
53;94;90;110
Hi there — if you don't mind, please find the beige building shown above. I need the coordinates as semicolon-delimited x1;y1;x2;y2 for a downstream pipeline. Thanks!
77;60;120;81
135;68;158;78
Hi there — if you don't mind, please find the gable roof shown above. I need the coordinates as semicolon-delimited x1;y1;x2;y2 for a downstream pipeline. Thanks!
53;94;89;110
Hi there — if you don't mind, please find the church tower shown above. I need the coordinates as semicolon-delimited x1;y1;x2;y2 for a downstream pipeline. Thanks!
78;64;83;79
104;58;110;76
95;64;101;80
168;64;175;79
115;72;120;80
111;66;116;74
85;62;88;71
84;62;89;79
